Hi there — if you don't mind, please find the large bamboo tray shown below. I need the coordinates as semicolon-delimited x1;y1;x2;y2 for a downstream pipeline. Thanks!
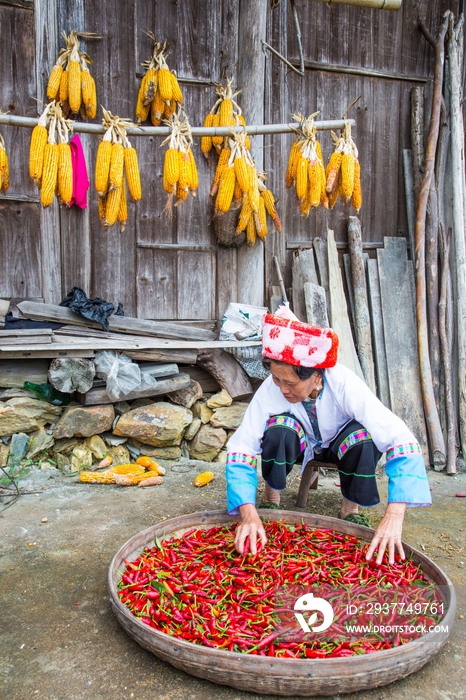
108;510;456;696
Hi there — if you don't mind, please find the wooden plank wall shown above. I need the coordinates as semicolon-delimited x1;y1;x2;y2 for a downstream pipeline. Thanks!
0;0;460;319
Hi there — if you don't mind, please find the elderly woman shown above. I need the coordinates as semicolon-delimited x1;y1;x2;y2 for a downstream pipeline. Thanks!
226;312;431;564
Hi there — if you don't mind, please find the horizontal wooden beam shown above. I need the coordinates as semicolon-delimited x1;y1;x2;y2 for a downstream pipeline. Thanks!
0;114;354;136
295;59;429;83
138;243;218;252
286;240;408;250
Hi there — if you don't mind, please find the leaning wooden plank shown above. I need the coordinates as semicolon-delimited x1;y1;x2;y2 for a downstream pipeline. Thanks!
303;282;329;327
0;328;52;337
377;237;428;459
17;301;216;341
366;259;391;408
196;348;253;400
0;339;261;353
327;229;365;381
342;253;356;326
0;359;49;387
291;248;319;322
268;285;283;314
0;349;98;359
348;217;376;393
76;373;192;406
0;335;52;346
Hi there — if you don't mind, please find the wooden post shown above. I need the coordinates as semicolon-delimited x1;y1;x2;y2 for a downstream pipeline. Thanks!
34;0;62;303
236;0;267;306
447;13;466;460
347;217;376;393
413;15;448;468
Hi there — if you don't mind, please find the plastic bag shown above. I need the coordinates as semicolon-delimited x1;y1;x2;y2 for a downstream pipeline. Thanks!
94;351;157;401
60;287;124;332
219;303;270;380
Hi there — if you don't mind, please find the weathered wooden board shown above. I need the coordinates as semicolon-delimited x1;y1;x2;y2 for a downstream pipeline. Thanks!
127;349;198;364
343;253;356;326
291;248;319;322
313;238;330;304
76;373;192;406
0;335;52;346
196;348;253;400
135;363;179;379
327;230;364;380
177;365;221;394
0;359;49;387
268;285;283;314
17;302;216;341
377;237;428;454
303;282;329;327
366;258;391;408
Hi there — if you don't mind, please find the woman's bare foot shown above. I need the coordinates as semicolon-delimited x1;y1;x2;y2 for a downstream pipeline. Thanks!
340;495;359;519
262;482;281;506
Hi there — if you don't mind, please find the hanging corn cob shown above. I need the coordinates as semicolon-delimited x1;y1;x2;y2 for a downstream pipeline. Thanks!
285;112;328;218
28;102;74;207
46;29;100;119
161;106;198;210
94;108;142;231
0;130;10;193
201;78;250;158
135;35;184;126
325;121;362;211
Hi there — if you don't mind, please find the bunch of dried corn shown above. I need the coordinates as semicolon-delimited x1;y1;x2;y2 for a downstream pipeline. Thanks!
95;107;142;231
285;112;328;218
135;35;184;126
325;122;362;211
201;78;249;158
79;462;162;485
46;29;100;119
29;102;74;208
161;106;198;209
0;131;9;193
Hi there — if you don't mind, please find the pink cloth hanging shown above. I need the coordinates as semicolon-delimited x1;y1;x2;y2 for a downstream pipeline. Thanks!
69;134;90;208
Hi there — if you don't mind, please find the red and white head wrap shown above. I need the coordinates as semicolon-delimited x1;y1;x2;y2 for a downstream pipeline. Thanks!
262;307;339;369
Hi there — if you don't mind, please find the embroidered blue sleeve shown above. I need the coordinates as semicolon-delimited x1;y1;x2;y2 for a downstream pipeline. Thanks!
226;452;258;515
385;444;432;506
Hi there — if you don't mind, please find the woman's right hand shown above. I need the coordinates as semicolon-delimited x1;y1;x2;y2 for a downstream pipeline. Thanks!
235;504;267;555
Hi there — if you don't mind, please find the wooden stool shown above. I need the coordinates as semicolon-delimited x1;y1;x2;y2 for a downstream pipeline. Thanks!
296;461;336;507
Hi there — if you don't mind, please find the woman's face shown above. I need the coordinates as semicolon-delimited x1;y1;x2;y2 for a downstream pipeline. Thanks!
269;362;322;403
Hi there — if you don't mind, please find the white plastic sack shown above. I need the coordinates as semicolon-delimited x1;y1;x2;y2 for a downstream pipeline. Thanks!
94;351;157;401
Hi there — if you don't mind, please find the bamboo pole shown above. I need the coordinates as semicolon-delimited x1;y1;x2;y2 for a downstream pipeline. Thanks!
0;113;353;137
426;176;441;412
439;226;457;474
347;217;376;393
414;14;448;468
446;12;466;460
410;86;425;202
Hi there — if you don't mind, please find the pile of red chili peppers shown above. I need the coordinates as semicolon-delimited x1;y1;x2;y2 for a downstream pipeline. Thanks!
118;521;446;658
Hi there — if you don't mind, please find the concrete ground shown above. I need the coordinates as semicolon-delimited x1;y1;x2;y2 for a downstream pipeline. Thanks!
1;461;465;700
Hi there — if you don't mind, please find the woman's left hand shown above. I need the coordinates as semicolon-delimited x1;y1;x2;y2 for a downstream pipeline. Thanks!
366;502;407;565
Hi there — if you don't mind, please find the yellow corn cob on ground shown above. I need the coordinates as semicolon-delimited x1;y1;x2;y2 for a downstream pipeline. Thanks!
326;151;343;194
109;142;125;190
58;142;73;204
95;140;112;196
47;63;63;100
170;72;183;103
124;147;142;201
215;166;236;212
351;159;362;211
201;113;214;156
104;184;122;227
157;68;173;102
164;148;180;187
194;471;214;487
40;143;59;207
67;60;82;113
79;470;116;484
340;152;355;198
29;125;48;184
